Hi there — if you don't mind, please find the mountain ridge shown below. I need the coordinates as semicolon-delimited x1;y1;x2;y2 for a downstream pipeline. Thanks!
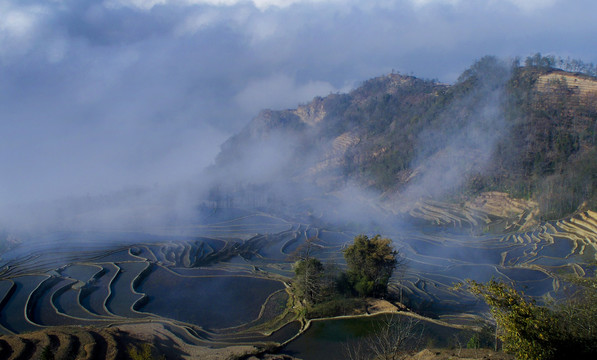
210;56;597;224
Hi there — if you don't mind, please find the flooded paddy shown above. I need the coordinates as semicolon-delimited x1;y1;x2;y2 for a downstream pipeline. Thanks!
0;207;595;350
0;280;14;304
136;265;284;329
30;277;98;326
60;264;103;282
105;262;150;318
0;275;47;333
53;281;100;320
79;263;117;316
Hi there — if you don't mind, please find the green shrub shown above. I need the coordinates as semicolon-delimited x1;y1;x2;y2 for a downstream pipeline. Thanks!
39;345;54;360
466;334;480;349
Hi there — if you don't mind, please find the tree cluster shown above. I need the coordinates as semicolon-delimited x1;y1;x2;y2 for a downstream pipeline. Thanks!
342;234;400;298
524;52;597;77
292;234;402;317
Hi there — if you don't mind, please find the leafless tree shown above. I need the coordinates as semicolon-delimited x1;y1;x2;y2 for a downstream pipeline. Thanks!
344;315;423;360
344;339;369;360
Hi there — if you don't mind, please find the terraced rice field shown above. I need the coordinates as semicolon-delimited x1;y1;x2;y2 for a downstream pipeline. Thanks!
0;208;596;358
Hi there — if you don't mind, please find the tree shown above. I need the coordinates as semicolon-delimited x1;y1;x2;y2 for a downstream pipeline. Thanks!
553;274;597;356
344;316;422;360
462;279;557;360
343;234;400;297
525;53;556;69
461;278;597;360
293;257;325;305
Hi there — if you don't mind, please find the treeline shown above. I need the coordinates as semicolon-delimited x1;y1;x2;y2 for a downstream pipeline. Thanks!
523;52;597;77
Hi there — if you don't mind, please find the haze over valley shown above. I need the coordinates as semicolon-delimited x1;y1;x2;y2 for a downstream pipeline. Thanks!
1;1;597;359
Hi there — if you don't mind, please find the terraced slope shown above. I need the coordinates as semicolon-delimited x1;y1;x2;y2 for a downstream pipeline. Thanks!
500;210;597;266
537;71;597;96
0;324;246;360
406;192;538;232
1;207;596;358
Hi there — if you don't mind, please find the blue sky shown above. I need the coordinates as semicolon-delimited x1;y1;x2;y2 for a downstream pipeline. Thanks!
1;0;596;208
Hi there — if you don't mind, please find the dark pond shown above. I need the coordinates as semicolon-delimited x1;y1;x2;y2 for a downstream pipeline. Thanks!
281;314;465;360
136;265;284;329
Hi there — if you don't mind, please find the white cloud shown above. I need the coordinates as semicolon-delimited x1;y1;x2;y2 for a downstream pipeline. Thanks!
0;0;595;222
0;10;34;37
0;2;45;58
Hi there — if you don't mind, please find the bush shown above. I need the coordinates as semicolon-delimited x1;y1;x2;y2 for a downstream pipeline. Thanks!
466;334;480;349
127;343;165;360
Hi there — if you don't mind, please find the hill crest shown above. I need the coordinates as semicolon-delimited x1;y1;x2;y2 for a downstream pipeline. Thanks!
211;57;597;222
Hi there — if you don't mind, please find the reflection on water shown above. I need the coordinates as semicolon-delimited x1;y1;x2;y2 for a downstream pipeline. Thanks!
282;314;466;360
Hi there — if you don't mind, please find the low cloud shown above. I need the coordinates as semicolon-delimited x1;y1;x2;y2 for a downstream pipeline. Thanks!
1;0;595;232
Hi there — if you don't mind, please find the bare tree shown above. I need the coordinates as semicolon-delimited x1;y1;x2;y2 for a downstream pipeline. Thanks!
344;315;423;360
344;339;369;360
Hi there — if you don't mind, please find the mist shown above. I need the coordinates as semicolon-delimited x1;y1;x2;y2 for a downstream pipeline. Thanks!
1;0;596;234
397;57;512;206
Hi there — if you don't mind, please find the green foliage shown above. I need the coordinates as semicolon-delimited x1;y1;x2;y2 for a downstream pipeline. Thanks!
464;279;558;359
554;273;597;353
457;58;597;218
39;345;55;360
292;234;402;318
466;334;480;349
463;279;597;359
342;57;597;218
343;234;399;297
127;343;165;360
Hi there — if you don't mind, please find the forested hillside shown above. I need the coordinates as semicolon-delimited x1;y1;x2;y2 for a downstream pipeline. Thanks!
211;55;597;221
